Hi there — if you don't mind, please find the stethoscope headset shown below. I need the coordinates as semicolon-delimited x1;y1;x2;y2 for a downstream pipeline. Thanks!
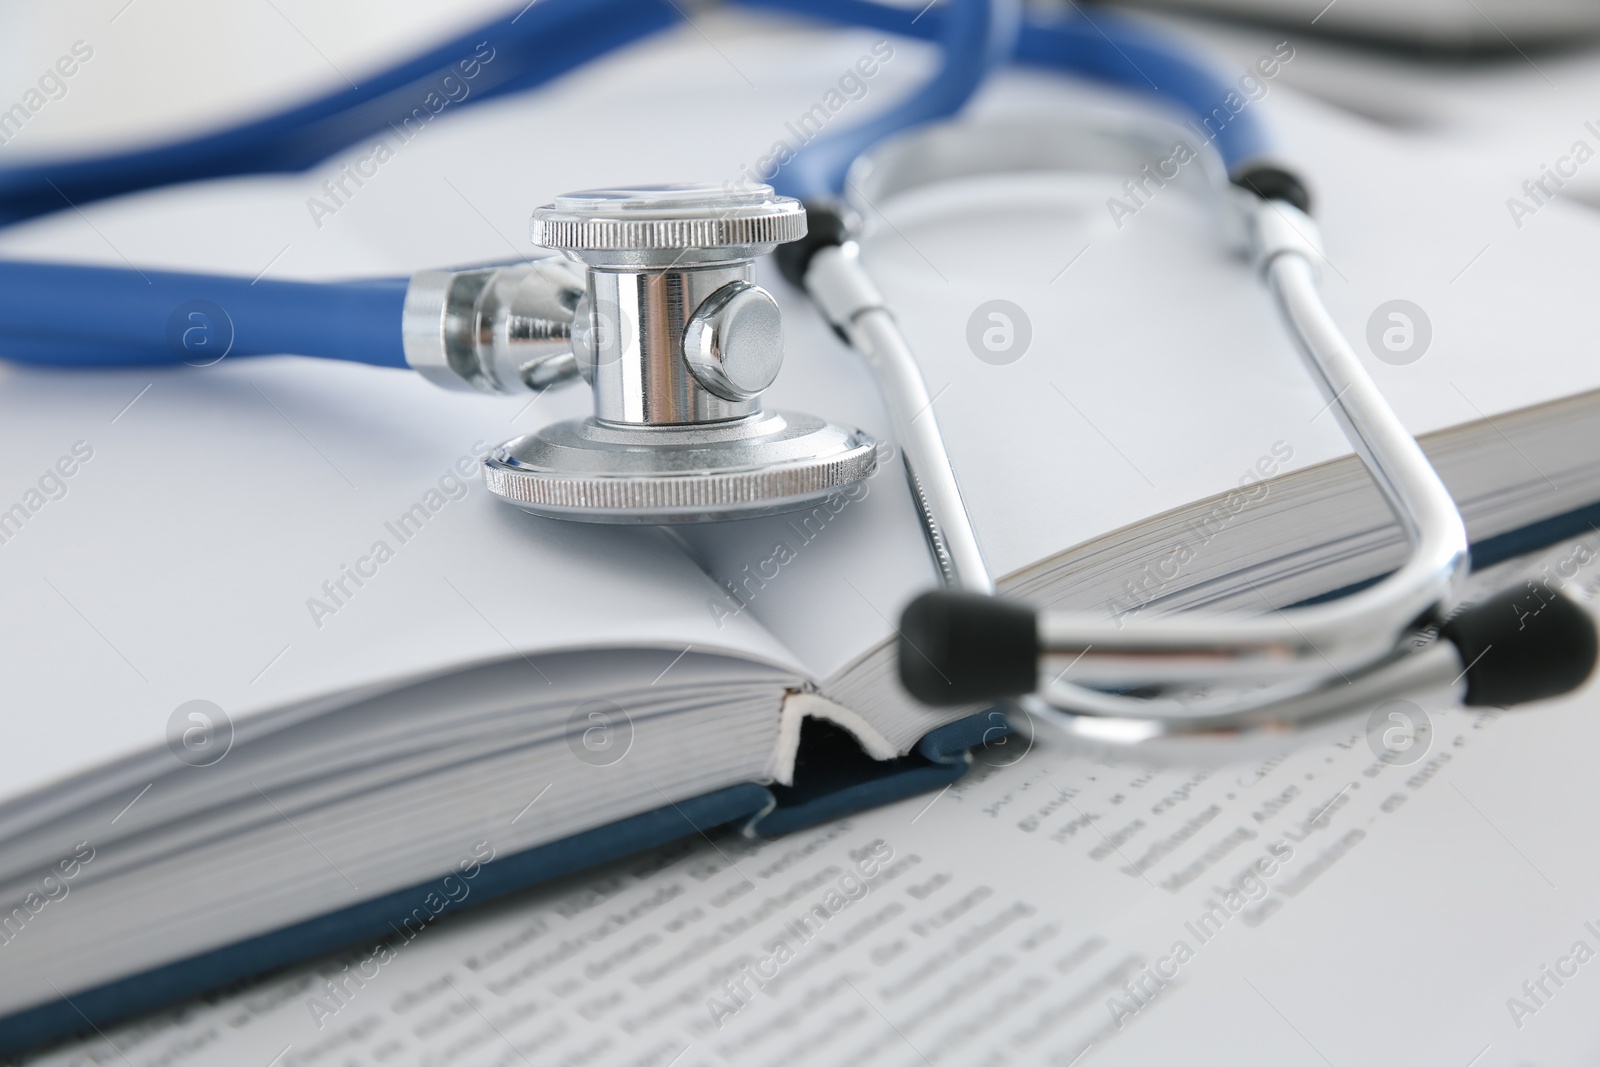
0;0;1593;754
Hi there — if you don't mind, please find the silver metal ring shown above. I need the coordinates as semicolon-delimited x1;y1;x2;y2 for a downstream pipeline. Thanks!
484;411;878;524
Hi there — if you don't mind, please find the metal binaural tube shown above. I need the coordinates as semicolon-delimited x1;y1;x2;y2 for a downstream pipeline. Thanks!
968;202;1468;685
805;242;995;593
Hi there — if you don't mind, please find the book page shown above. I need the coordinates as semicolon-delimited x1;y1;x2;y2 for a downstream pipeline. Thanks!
28;539;1600;1067
0;355;804;811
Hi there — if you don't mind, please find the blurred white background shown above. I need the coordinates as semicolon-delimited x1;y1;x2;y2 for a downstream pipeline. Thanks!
6;0;1600;205
0;1;514;155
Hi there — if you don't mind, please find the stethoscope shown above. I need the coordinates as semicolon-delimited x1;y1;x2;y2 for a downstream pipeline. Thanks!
1;0;1594;749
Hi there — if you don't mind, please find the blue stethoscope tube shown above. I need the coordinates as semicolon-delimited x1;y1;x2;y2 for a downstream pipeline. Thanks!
0;262;408;368
751;0;1272;193
0;0;1271;368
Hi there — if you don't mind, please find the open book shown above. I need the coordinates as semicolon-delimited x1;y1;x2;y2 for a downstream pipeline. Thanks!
5;16;1600;1055
14;538;1600;1067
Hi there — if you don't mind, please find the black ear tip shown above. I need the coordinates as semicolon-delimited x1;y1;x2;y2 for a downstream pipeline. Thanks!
898;591;1039;707
1442;585;1599;707
775;202;852;289
1230;164;1313;214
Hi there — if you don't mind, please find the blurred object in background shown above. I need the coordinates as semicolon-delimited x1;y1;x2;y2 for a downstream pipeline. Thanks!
1102;0;1600;216
1103;0;1600;54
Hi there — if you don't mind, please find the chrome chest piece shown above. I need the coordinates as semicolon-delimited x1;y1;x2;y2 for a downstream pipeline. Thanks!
440;183;879;523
